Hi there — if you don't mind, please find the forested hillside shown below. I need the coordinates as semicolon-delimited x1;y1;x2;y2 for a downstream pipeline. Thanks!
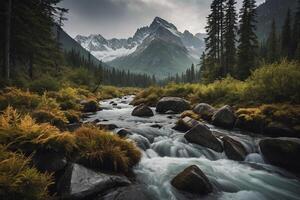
0;0;155;89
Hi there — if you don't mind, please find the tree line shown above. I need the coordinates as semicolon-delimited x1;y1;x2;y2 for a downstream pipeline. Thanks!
199;0;300;83
65;49;156;88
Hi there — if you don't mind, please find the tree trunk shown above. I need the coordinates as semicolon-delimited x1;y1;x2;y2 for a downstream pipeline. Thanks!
4;0;12;80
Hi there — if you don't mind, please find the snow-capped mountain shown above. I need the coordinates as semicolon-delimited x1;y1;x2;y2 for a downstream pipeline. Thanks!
75;17;205;77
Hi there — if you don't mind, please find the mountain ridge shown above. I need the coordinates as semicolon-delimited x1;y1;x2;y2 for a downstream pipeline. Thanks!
75;17;205;78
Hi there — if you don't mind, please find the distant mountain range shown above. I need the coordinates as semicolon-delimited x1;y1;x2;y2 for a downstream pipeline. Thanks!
75;17;206;78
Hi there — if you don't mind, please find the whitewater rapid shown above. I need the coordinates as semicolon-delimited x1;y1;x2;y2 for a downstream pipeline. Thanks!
86;96;300;200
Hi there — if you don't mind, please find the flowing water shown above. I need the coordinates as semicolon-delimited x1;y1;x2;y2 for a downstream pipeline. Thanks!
86;96;300;200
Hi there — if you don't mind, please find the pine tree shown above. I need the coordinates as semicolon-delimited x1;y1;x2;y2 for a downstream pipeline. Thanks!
204;0;225;81
281;9;292;59
205;0;220;64
267;19;278;63
237;0;258;80
223;0;237;76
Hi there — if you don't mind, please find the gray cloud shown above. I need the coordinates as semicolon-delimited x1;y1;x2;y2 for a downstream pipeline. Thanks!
58;0;265;38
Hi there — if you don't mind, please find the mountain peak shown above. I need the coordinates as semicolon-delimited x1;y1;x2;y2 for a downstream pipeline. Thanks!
150;17;177;31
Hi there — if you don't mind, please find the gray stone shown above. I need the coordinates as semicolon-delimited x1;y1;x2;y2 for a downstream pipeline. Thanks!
171;165;213;194
156;97;190;114
212;105;236;129
184;124;223;152
57;164;131;199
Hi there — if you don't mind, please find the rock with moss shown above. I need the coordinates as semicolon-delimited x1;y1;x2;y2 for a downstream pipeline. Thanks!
222;136;247;161
173;116;201;132
156;97;190;114
184;124;223;152
171;165;213;195
259;138;300;172
193;103;216;121
132;104;154;117
57;163;131;199
212;105;236;129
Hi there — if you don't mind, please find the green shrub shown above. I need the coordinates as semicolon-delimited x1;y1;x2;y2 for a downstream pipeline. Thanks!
244;60;300;103
29;77;60;94
0;145;53;200
74;126;141;172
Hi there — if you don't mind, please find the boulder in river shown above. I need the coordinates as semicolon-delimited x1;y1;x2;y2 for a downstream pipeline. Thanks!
57;163;131;199
116;128;132;137
184;124;223;152
132;104;154;117
171;165;213;194
156;97;190;114
193;103;216;121
212;105;236;129
259;138;300;172
222;136;247;161
173;116;201;132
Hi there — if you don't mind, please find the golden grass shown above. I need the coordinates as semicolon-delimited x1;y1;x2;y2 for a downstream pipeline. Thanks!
0;145;53;200
74;126;141;172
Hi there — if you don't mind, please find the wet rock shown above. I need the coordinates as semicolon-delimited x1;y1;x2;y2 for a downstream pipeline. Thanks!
259;138;300;172
263;122;296;138
173;117;201;132
184;124;223;152
193;103;216;121
32;150;67;172
212;105;236;129
156;97;190;114
97;123;118;130
96;185;152;200
116;129;132;137
112;103;118;106
128;134;150;150
222;136;247;161
57;163;131;199
82;100;99;112
171;165;213;195
150;124;162;129
132;104;154;117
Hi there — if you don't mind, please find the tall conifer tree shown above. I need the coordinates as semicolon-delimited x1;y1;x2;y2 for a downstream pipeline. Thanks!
237;0;258;80
223;0;237;76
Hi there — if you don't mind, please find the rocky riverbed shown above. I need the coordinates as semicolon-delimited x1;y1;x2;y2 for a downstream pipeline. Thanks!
84;95;300;200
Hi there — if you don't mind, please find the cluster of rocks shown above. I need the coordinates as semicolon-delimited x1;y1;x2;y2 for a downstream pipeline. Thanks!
132;97;300;176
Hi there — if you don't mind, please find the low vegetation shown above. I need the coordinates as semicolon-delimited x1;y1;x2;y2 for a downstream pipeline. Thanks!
0;145;53;200
133;61;300;107
74;126;141;172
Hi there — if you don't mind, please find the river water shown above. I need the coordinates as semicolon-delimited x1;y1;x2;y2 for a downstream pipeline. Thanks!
86;96;300;200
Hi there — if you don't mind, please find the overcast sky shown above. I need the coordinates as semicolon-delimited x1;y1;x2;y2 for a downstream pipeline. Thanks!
58;0;265;39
